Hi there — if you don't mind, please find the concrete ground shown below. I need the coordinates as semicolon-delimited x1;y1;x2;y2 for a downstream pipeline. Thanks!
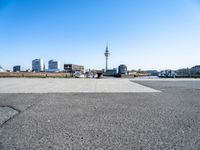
0;78;200;149
0;78;159;93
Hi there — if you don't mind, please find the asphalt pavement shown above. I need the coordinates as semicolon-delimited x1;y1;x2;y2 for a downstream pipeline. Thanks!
0;79;200;150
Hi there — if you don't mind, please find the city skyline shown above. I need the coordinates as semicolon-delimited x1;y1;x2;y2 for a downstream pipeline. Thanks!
1;0;200;70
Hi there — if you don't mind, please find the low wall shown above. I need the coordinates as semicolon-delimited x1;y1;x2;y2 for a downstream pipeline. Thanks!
177;75;200;78
0;72;72;78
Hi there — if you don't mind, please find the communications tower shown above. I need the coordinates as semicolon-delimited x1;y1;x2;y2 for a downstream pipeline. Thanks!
104;44;110;72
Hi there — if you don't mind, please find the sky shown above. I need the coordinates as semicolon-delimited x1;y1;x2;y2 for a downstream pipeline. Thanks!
0;0;200;71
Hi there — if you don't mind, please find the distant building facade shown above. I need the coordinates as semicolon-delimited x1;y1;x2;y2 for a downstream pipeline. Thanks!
118;64;127;75
104;68;117;76
48;59;61;72
13;65;21;72
0;66;5;72
190;65;200;75
176;68;190;77
32;58;44;72
146;70;159;76
64;64;84;73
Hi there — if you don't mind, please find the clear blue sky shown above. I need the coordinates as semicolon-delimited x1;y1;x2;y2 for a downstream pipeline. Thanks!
0;0;200;71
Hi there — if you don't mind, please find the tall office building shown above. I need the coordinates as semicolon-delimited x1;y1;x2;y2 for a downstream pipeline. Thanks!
48;59;61;72
32;58;44;72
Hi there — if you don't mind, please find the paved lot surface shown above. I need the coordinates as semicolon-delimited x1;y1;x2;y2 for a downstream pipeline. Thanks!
0;78;159;93
0;79;200;149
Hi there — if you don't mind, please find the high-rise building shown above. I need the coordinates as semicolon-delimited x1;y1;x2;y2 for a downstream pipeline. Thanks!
48;59;61;72
32;58;44;72
13;65;21;72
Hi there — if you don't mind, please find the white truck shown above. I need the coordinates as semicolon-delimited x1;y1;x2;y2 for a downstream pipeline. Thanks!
159;70;177;78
